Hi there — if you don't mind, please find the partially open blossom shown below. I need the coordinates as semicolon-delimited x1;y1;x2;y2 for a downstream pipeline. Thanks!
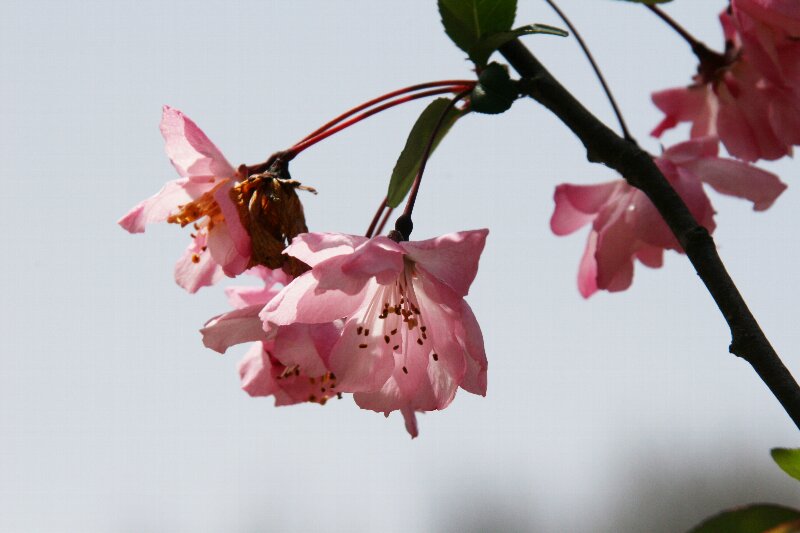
260;230;489;437
651;5;800;161
551;137;786;297
201;266;342;406
119;106;252;292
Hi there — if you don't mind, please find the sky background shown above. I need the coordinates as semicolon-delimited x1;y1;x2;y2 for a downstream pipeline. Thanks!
2;1;799;532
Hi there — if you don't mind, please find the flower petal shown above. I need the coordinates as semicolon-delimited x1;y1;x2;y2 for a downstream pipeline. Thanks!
284;232;368;267
401;229;489;297
161;105;235;179
683;157;787;211
551;182;621;236
201;305;267;354
174;232;223;293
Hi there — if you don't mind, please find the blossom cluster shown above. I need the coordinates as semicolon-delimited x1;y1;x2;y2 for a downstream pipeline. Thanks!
120;107;488;437
552;0;794;297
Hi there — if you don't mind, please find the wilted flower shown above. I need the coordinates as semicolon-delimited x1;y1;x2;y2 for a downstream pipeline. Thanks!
551;137;786;297
260;230;489;437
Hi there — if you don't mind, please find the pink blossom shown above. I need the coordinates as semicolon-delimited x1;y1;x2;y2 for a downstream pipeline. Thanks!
201;267;342;406
260;230;489;437
119;106;251;292
551;137;786;297
651;7;800;161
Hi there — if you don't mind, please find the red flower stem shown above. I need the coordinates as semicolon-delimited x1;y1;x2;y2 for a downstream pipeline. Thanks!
365;197;388;238
646;5;722;64
375;205;394;236
401;90;471;225
298;80;476;144
285;85;473;159
544;0;635;144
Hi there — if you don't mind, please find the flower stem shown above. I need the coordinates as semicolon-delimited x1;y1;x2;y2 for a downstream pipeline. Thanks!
298;80;475;144
646;5;724;66
399;90;471;238
285;85;473;159
365;197;388;238
543;0;635;143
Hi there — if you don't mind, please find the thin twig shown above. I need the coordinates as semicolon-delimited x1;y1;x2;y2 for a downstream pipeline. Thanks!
543;0;635;143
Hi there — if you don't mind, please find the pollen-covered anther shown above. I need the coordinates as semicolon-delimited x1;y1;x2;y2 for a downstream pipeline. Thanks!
167;181;227;227
432;353;439;361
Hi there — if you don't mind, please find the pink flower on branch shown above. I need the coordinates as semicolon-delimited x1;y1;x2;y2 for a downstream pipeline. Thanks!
201;267;343;406
651;5;800;161
260;230;489;438
551;138;786;298
119;106;252;292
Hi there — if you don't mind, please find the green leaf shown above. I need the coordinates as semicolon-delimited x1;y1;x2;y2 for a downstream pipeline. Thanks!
387;98;463;208
688;504;800;533
470;62;518;115
469;23;568;67
771;448;800;482
438;0;516;56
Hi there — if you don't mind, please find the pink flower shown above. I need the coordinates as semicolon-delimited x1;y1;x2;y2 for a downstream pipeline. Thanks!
201;267;342;406
651;7;800;161
119;106;251;292
260;230;489;438
551;137;786;297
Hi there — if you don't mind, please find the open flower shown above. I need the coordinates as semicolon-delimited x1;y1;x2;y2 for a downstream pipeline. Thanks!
119;106;252;292
201;266;342;406
651;6;800;162
260;230;489;437
551;137;786;297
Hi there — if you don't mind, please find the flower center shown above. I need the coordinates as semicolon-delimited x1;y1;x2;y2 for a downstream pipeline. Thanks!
354;263;438;374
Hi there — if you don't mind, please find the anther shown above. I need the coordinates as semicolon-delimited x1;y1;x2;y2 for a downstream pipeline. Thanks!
391;329;397;335
191;254;200;264
416;339;423;345
393;345;399;351
384;335;390;344
337;392;343;399
402;366;408;374
432;353;439;361
364;329;370;335
357;326;363;335
359;343;368;349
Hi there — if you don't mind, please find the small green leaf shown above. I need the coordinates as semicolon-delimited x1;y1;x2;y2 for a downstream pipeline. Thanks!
438;0;516;57
469;24;568;67
387;98;463;208
771;448;800;482
470;62;518;115
688;504;800;533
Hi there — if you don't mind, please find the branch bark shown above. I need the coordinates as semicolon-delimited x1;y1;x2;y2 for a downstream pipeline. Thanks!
499;39;800;430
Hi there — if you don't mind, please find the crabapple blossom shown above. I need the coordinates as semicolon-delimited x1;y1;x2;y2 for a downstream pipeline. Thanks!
119;106;251;292
260;230;489;437
201;266;342;406
551;137;786;297
651;5;800;162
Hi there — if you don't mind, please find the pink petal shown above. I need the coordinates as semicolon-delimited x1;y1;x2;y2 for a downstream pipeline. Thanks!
339;237;406;286
329;318;396;393
117;178;210;233
238;344;279;398
201;305;267;354
400;229;489;297
682;157;787;211
651;86;717;138
454;300;488;396
272;322;342;377
174;232;224;293
213;180;252;261
260;272;368;326
284;232;368;267
207;220;250;277
401;407;419;439
662;137;720;164
551;182;621;236
577;232;600;299
160;106;235;179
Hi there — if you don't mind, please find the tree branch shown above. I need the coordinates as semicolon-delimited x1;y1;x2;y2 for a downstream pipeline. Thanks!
498;38;800;430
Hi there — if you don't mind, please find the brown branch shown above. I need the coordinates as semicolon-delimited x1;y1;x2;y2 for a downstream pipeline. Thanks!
498;39;800;430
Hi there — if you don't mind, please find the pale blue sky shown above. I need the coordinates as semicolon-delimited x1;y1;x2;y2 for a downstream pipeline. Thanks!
1;1;799;531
